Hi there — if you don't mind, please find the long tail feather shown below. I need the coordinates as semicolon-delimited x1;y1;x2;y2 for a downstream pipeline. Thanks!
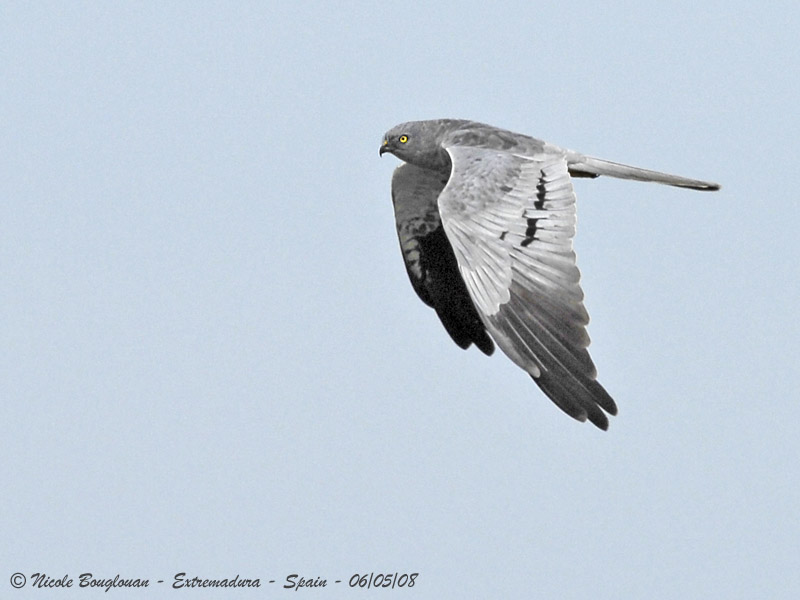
568;154;720;191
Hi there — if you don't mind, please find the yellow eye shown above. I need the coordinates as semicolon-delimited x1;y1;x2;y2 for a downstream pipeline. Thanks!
399;135;408;143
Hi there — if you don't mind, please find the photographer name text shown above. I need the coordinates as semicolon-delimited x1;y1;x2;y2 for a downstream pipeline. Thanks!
10;571;419;592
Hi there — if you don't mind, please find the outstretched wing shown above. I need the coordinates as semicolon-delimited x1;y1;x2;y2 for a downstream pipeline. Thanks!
390;164;494;355
437;145;616;429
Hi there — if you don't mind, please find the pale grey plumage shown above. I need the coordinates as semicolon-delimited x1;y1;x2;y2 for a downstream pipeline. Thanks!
381;119;719;429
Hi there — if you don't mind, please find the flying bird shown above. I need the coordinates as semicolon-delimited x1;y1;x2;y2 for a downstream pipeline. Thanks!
380;119;719;429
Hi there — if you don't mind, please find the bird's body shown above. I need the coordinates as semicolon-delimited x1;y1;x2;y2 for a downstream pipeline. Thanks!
380;119;719;429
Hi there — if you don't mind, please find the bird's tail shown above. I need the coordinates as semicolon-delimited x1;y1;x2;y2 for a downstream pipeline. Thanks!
567;154;720;191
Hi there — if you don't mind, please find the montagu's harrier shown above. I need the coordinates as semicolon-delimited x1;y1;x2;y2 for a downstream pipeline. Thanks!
380;119;719;430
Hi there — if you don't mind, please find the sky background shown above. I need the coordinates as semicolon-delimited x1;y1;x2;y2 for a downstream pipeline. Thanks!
2;2;799;598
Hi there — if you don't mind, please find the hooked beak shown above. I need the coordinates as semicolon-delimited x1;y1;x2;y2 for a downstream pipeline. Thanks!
379;140;390;156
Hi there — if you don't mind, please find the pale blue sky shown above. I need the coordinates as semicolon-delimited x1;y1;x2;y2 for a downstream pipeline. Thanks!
2;2;799;598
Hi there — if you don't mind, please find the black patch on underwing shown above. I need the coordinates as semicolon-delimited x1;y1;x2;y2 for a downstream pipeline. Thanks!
404;226;495;356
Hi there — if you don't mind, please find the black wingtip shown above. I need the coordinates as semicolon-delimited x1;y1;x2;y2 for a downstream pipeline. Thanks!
530;373;615;430
475;333;495;356
588;411;610;431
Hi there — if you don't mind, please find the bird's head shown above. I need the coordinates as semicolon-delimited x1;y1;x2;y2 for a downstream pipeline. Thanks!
379;121;450;170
